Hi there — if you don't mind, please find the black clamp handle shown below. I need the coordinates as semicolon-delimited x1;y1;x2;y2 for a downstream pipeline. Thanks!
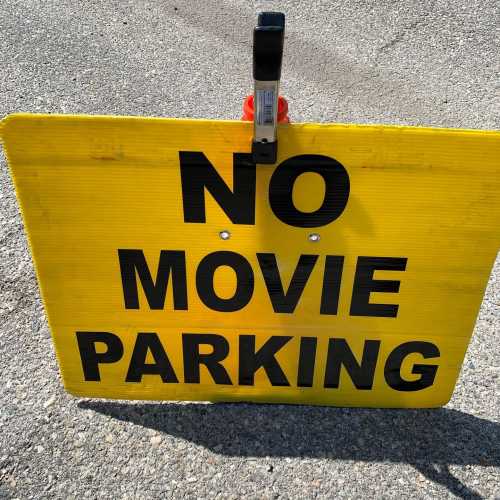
252;12;285;164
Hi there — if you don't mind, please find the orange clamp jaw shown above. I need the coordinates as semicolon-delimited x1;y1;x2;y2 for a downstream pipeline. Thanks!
242;95;289;124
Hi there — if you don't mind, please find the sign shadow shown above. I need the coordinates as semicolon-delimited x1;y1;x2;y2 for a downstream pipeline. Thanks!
79;401;497;499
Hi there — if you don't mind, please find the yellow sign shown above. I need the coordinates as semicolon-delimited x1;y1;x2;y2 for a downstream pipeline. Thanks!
1;113;499;407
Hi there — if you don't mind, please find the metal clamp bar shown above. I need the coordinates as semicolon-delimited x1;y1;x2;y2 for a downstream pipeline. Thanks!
252;12;285;164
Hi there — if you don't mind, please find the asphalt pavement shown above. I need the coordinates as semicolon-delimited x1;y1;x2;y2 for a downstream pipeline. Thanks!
0;1;499;498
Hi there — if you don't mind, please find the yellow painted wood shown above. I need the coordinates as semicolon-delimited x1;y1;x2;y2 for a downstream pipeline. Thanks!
1;113;499;407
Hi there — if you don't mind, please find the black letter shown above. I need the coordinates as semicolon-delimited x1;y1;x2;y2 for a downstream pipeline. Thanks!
269;155;350;228
196;251;254;312
320;256;344;315
324;339;380;390
239;335;292;386
385;341;440;391
297;337;317;387
257;253;318;313
180;152;256;224
76;332;123;381
182;333;232;384
126;333;178;383
350;257;407;318
118;249;187;310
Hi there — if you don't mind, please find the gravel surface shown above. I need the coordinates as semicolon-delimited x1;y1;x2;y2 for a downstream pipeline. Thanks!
0;1;499;499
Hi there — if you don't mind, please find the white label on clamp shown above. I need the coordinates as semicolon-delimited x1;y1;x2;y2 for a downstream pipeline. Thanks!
256;89;276;126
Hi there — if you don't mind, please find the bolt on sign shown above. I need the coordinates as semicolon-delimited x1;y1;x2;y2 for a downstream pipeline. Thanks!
1;114;499;408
